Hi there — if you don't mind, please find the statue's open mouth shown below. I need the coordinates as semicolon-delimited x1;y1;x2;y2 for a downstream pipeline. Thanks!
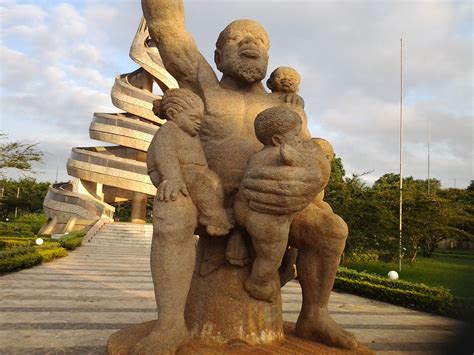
280;81;291;89
239;48;260;59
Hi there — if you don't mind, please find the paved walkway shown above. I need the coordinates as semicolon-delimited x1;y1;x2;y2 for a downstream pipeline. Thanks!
0;223;465;354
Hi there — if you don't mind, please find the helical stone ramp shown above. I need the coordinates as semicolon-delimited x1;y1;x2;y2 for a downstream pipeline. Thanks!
41;18;178;234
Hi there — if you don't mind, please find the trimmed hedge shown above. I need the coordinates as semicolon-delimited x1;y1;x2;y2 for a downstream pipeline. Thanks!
0;251;43;273
38;247;68;262
337;267;451;298
0;222;35;237
58;230;86;250
0;246;68;273
0;246;36;259
335;266;474;319
0;224;86;273
0;237;35;249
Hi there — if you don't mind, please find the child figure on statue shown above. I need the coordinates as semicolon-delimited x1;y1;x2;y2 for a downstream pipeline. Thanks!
234;106;322;302
267;66;305;109
147;88;233;236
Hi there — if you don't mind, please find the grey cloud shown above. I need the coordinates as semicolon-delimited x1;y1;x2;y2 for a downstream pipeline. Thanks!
1;0;472;187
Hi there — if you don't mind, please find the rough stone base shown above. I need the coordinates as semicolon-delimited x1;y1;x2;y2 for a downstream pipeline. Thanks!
184;235;284;345
107;321;374;355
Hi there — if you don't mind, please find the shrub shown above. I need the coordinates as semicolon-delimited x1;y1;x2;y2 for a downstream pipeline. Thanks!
0;229;85;273
0;246;68;273
38;247;68;262
337;267;451;297
347;249;379;263
58;230;86;250
15;213;48;234
0;237;35;249
0;246;36;259
335;267;459;317
0;251;42;273
0;223;35;237
39;241;60;249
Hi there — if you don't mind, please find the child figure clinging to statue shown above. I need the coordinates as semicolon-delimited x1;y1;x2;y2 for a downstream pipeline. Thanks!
267;66;305;109
147;88;233;236
234;106;329;302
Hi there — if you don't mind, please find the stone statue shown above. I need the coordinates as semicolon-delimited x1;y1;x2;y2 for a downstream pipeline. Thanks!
147;88;233;237
107;1;361;353
267;66;302;94
267;66;305;109
234;106;321;303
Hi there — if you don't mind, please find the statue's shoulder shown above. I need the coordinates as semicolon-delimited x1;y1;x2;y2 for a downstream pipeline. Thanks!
151;122;183;149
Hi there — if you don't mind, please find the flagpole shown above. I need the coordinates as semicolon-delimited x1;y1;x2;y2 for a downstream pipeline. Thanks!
428;119;431;195
399;38;403;273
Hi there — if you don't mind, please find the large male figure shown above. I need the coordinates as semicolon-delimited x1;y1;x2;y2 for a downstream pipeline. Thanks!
141;0;358;352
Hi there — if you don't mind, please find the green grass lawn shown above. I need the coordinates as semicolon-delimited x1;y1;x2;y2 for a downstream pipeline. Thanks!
343;254;474;298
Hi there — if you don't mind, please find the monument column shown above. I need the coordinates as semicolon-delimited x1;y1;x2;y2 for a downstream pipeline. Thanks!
131;192;147;224
131;150;148;224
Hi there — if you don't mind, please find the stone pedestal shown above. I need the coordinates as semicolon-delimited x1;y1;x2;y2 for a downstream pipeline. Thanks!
184;236;283;344
107;322;374;355
106;237;373;354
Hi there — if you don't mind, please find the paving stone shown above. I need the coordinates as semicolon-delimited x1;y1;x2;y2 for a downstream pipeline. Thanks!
0;222;466;354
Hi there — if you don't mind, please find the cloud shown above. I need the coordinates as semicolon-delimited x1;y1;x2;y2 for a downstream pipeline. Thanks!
0;2;46;28
1;0;472;188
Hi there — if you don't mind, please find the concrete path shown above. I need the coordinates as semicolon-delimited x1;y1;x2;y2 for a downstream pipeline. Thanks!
0;223;465;354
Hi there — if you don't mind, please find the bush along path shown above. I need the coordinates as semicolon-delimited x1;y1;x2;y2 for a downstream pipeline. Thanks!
335;267;474;321
0;230;86;274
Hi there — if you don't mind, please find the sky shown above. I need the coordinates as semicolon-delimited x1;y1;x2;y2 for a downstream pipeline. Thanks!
0;0;472;188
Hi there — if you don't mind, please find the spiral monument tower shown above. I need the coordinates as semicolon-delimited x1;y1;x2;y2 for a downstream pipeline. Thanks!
41;19;177;234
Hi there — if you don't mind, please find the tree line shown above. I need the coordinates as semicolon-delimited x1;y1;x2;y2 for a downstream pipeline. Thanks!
326;156;474;262
1;131;472;263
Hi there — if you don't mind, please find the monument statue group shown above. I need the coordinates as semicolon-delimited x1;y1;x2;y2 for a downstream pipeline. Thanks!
107;1;368;353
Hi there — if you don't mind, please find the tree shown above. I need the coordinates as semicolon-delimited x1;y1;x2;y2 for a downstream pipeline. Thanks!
325;155;346;214
326;159;398;258
0;133;43;176
467;180;474;192
0;178;50;220
373;174;470;262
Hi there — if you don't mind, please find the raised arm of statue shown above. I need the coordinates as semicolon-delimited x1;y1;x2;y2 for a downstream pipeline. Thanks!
141;0;219;93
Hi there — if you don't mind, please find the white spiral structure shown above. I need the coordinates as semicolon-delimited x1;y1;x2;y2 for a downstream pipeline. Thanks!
41;18;177;234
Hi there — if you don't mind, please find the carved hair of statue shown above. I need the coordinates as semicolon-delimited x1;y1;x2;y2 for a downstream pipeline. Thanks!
153;88;204;121
215;19;270;51
266;67;301;93
254;107;302;146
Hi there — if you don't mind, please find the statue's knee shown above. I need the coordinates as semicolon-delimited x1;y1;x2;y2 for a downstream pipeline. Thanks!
290;208;348;254
329;214;348;241
153;228;195;246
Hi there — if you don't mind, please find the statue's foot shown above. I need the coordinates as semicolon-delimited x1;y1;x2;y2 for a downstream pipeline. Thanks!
201;209;234;237
225;229;250;266
244;278;276;302
295;309;359;350
131;323;190;355
206;225;231;237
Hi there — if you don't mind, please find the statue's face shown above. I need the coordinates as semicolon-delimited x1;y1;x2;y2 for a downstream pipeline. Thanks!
173;106;203;137
271;69;300;93
216;21;270;83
